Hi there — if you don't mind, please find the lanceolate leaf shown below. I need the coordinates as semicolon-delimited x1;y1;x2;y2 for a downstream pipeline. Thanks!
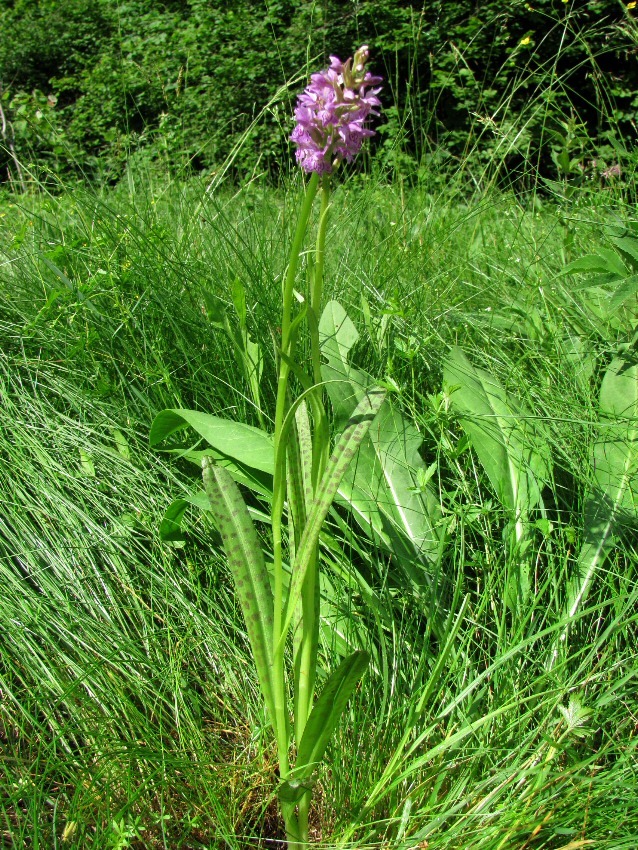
444;347;550;609
150;409;274;475
164;448;273;499
610;234;638;267
295;650;370;779
280;388;386;643
202;459;276;724
319;300;368;428
561;251;627;278
567;354;638;619
319;301;443;581
337;403;444;570
159;491;271;542
159;498;193;542
443;347;549;524
608;274;638;312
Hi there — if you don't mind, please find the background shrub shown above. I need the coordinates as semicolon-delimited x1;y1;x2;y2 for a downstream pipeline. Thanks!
0;0;636;186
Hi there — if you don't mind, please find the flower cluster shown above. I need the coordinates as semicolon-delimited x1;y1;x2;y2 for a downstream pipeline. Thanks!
291;45;382;174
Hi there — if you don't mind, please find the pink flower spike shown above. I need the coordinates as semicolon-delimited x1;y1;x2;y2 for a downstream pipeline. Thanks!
291;47;382;174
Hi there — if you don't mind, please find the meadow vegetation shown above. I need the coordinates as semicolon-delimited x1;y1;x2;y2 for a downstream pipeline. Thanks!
1;2;638;848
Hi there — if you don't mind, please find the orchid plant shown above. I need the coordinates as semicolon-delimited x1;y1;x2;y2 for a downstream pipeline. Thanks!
151;47;382;847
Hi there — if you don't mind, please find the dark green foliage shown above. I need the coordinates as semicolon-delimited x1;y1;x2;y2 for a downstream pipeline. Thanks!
1;0;636;186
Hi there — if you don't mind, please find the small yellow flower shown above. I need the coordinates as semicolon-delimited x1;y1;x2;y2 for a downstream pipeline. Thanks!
628;2;637;9
520;36;532;46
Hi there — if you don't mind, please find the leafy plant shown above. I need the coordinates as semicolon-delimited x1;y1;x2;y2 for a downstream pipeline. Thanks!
1;0;635;186
150;52;388;847
319;299;446;607
561;227;638;316
564;351;638;630
443;347;550;610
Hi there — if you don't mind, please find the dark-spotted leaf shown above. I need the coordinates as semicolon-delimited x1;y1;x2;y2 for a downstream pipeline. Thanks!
159;490;270;543
202;459;276;724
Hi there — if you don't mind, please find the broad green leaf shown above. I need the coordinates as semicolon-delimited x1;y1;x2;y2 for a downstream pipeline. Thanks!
444;347;550;607
319;301;444;583
231;276;247;326
596;247;629;278
567;355;638;619
319;300;368;427
112;428;130;460
202;459;276;724
338;403;444;570
78;448;95;477
568;272;619;291
561;254;617;276
443;347;549;519
560;334;595;393
201;289;227;326
164;447;273;499
244;333;263;412
610;235;638;268
159;498;191;542
280;388;386;643
295;650;370;779
150;409;274;475
608;274;638;312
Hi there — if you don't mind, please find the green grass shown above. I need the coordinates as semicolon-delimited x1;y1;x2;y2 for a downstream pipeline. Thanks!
1;172;637;849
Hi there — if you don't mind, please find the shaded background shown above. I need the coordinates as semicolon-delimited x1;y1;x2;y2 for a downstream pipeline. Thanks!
1;0;636;186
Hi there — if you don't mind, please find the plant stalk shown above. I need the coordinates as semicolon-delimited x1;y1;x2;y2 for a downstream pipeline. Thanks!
294;175;331;844
272;171;319;783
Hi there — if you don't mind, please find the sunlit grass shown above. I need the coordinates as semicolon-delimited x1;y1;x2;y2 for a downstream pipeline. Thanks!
1;172;637;848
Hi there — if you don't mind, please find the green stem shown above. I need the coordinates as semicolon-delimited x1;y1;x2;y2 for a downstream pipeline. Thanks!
310;176;331;489
297;790;312;848
282;804;303;849
292;178;331;848
272;172;319;778
311;176;331;356
294;177;330;740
